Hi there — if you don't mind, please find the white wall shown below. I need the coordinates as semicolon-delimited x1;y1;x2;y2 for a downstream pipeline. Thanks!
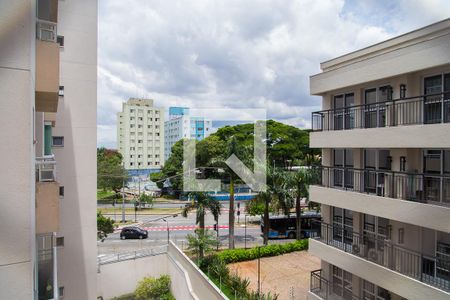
0;1;36;299
97;243;227;300
54;0;98;299
97;254;169;299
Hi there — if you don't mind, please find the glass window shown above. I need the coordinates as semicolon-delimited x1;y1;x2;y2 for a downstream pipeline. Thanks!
365;150;376;169
424;150;441;174
365;88;377;104
378;150;391;170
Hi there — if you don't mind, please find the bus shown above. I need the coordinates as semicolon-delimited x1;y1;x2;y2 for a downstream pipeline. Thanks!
260;212;321;239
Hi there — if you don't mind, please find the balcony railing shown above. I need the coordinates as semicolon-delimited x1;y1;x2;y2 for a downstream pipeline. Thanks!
36;19;57;42
316;166;450;205
310;269;360;300
314;222;450;292
312;92;450;131
36;156;56;182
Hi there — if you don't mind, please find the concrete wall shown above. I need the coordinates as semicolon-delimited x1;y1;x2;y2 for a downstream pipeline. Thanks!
309;239;450;300
53;0;98;299
310;23;450;94
310;186;450;233
35;181;60;234
97;254;169;299
97;243;227;300
0;1;36;299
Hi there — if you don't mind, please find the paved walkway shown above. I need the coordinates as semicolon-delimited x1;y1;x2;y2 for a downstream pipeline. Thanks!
228;251;320;300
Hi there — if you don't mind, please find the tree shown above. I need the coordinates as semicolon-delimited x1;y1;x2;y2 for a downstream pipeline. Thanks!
135;275;174;300
245;196;266;216
97;212;114;241
186;229;219;263
257;191;273;245
97;148;128;194
139;193;154;208
149;172;165;189
288;167;318;240
182;192;221;259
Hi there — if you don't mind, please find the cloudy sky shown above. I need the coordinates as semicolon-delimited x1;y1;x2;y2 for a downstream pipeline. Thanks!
98;0;450;148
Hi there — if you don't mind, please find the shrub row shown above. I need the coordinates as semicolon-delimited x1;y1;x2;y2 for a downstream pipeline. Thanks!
217;239;308;264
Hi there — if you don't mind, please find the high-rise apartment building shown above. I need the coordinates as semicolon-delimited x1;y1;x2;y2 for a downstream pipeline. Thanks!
0;0;97;299
117;98;165;172
308;20;450;300
164;107;212;161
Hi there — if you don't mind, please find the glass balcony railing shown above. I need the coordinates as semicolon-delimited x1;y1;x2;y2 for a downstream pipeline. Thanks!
312;92;450;131
315;166;450;205
313;222;450;292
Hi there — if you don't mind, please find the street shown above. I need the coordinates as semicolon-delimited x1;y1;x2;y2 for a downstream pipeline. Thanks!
97;201;276;255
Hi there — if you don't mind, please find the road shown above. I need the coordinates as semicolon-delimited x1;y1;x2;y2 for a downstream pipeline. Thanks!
97;201;287;255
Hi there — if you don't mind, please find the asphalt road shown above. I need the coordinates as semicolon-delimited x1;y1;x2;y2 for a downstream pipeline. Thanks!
98;202;269;255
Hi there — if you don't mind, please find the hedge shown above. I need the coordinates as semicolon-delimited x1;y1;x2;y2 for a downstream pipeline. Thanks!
217;239;308;264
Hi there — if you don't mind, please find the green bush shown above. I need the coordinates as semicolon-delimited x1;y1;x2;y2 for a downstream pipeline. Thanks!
111;293;136;300
134;275;174;300
217;239;308;264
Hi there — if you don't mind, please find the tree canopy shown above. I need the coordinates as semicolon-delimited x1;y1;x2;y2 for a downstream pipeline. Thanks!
97;147;128;193
154;120;319;193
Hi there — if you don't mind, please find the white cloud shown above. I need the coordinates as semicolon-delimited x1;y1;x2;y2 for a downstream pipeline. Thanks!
98;0;450;148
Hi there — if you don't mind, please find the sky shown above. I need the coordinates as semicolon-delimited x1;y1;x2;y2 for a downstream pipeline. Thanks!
97;0;450;149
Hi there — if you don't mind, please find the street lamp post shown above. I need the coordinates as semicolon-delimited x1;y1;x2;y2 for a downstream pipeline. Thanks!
163;219;169;244
244;214;247;249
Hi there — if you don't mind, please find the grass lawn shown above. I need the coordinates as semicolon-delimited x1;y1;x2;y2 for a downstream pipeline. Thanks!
97;189;116;199
97;207;182;215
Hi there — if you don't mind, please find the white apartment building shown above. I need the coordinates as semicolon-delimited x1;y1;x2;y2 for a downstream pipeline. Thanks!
307;19;450;300
117;98;165;172
164;106;212;161
0;0;97;299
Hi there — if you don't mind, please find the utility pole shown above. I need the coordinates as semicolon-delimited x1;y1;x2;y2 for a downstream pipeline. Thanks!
121;177;125;223
244;214;247;249
257;246;261;298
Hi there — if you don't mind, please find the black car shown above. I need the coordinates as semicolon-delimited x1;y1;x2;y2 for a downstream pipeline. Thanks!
120;227;148;240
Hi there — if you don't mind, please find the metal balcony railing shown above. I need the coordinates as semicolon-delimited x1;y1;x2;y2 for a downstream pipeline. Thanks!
36;19;57;42
36;156;56;182
310;269;360;300
314;222;450;292
315;166;450;205
312;92;450;131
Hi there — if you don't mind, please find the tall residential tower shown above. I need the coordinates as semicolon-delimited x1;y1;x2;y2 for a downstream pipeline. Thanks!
117;98;165;174
164;107;212;161
0;0;98;299
308;19;450;300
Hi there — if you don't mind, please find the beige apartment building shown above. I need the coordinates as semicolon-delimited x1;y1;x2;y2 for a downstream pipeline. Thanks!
0;0;97;299
308;19;450;300
117;98;165;171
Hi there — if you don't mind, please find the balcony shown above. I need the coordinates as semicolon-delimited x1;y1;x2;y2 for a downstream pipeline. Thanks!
317;166;450;206
35;19;59;113
314;222;450;293
309;269;360;300
310;93;450;148
35;156;59;234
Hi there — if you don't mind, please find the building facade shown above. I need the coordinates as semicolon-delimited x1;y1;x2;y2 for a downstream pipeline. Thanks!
164;107;212;161
308;20;450;300
0;0;97;299
117;98;165;172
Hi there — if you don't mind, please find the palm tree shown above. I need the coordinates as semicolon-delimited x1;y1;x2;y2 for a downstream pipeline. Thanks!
289;168;315;240
257;191;273;245
182;192;221;259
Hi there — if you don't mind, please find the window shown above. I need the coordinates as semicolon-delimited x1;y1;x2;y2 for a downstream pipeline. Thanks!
59;186;64;197
56;237;64;247
333;93;354;130
130;109;134;113
130;162;134;166
57;35;64;47
58;287;64;297
364;86;392;128
130;124;135;128
52;136;64;147
58;86;64;97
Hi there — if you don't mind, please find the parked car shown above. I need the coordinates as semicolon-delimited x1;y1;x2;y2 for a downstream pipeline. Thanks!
120;226;148;240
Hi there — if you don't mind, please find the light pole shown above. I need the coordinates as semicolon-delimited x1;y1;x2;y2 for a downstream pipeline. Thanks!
244;214;247;249
163;218;169;244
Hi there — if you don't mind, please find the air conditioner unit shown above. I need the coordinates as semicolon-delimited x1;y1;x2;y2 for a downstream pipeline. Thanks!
39;169;54;182
352;244;366;256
